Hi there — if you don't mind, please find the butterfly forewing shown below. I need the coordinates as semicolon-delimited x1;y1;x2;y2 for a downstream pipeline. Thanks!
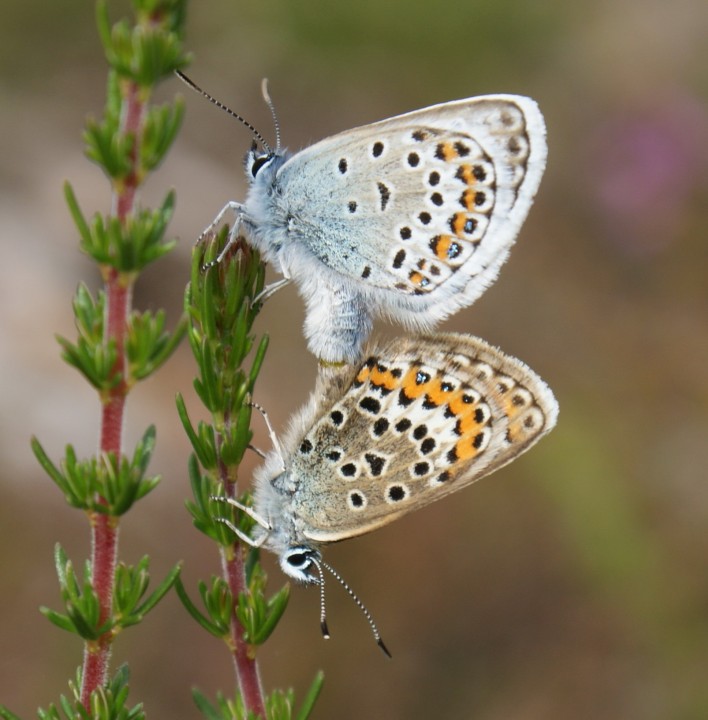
276;96;546;303
287;334;558;542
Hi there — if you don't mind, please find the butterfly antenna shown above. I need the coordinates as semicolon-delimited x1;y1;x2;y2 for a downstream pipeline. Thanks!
249;401;287;472
175;70;273;155
260;78;282;153
320;560;392;658
312;559;331;640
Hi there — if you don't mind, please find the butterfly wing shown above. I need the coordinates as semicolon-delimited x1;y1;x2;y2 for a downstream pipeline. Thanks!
275;96;546;323
284;333;558;543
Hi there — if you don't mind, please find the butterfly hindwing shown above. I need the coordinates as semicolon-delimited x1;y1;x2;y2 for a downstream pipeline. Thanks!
285;333;558;542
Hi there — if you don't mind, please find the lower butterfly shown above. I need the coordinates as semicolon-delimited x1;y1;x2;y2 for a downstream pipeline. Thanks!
220;333;558;653
178;72;547;364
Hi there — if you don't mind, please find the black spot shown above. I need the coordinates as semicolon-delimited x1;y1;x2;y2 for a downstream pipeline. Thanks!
393;420;411;436
463;393;474;403
454;141;470;157
474;407;485;423
348;201;357;213
430;265;441;276
473;432;485;449
441;381;454;392
377;182;391;211
350;491;364;507
331;410;344;425
498;382;510;394
447;447;459;463
341;463;357;477
365;453;386;477
359;396;381;414
407;152;420;167
414;462;429;476
391;368;403;378
512;393;526;407
454;419;463;436
373;417;390;436
417;258;426;269
464;218;477;234
444;406;455;419
419;211;432;225
473;164;487;181
338;158;348;174
372;141;384;157
524;415;536;429
434;143;446;160
428;171;440;186
361;266;371;279
326;450;342;461
508;137;521;155
392;249;406;269
436;471;451;483
422;394;439;410
400;226;412;240
413;424;428;440
416;371;431;385
388;485;406;502
474;191;486;206
431;192;444;206
412;129;428;142
398;389;414;407
299;439;313;454
420;437;436;455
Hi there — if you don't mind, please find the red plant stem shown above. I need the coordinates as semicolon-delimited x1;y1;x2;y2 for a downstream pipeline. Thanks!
80;79;144;710
221;545;267;718
218;445;266;716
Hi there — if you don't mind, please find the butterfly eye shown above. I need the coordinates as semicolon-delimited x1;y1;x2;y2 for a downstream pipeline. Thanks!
287;553;307;567
251;153;272;177
285;550;313;569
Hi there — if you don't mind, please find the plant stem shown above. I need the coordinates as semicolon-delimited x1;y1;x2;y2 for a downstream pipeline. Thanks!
80;78;145;709
222;546;267;717
218;425;267;717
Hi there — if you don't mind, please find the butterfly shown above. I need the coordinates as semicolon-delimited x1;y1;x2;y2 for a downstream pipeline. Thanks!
177;72;547;364
222;333;558;651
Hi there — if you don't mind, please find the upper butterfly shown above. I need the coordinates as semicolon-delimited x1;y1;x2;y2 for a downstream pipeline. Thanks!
177;72;547;364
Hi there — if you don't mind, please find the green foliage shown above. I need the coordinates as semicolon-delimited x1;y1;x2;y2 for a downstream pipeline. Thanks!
40;545;180;641
190;671;324;720
97;0;189;87
64;184;179;273
31;427;161;515
178;234;323;716
236;563;290;646
1;1;191;719
22;666;145;720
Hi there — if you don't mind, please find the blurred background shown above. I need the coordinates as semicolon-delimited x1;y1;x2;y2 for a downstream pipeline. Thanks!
1;0;707;718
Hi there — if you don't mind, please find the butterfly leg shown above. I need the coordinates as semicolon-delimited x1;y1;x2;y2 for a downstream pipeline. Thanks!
249;401;286;471
251;276;291;306
196;201;247;269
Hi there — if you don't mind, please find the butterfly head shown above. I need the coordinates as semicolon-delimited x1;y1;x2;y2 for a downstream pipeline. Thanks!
279;544;322;584
244;141;280;179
